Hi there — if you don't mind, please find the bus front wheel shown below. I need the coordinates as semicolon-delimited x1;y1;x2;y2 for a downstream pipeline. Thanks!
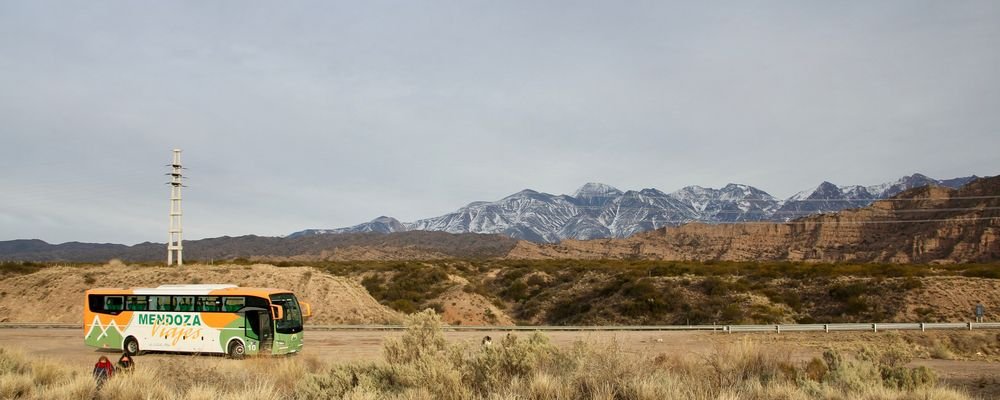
228;340;245;359
124;336;140;356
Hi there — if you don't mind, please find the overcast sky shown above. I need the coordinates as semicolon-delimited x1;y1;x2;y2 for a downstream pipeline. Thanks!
1;1;998;244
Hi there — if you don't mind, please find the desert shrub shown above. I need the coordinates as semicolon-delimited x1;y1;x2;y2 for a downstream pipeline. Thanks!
961;265;1000;279
700;276;731;296
828;282;870;301
844;296;870;315
749;304;786;324
705;339;791;392
36;374;95;400
0;348;30;375
361;274;385;296
547;297;593;324
821;349;882;393
459;333;560;396
525;274;547;287
617;279;684;320
762;289;803;312
929;341;956;360
502;281;530;302
296;362;405;399
898;276;923;290
426;302;445;314
361;266;451;313
389;299;418;314
29;360;69;386
804;357;827;382
483;308;497;323
0;261;46;276
820;342;938;393
0;373;33;399
0;349;82;399
382;310;467;399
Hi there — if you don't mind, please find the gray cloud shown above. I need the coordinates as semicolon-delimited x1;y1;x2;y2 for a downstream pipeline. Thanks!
1;1;998;244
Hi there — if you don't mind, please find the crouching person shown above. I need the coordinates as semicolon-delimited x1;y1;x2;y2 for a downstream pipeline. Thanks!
117;353;135;373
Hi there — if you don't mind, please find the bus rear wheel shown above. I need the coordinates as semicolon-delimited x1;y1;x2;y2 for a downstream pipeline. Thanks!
228;340;245;359
124;336;140;356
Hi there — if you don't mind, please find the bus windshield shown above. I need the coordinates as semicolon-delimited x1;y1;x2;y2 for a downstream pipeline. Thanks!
269;293;303;334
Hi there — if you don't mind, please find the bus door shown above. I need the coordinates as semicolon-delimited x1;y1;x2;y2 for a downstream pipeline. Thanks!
243;309;273;355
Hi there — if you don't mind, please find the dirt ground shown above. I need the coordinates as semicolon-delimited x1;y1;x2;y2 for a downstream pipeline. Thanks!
2;328;999;398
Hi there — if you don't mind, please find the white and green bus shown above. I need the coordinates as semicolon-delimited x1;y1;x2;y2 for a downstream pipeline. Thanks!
84;284;312;358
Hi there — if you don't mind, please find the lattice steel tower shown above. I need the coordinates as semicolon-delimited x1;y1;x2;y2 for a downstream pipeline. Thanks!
167;149;184;266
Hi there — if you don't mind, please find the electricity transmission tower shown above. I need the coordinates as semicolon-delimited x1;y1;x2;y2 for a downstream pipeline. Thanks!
167;149;184;266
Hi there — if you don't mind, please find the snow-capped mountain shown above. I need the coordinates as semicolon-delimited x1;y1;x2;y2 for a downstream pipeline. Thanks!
404;189;586;242
669;184;780;222
774;182;872;220
289;174;981;242
573;182;623;211
776;174;977;220
288;216;406;238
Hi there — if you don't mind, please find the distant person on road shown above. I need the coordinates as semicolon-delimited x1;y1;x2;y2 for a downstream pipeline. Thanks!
117;353;134;373
92;355;114;388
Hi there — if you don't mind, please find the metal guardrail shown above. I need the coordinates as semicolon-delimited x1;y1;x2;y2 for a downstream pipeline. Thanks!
312;322;1000;333
3;322;1000;333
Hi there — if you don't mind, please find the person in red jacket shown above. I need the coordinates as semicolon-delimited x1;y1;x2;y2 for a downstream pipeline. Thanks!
93;356;114;388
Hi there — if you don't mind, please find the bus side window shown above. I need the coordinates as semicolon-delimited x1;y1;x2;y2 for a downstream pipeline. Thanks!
224;297;245;312
88;295;105;313
104;296;123;312
149;296;171;311
197;296;221;312
175;296;194;312
126;295;148;311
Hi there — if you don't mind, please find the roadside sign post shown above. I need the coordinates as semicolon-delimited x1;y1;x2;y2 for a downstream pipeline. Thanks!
975;303;985;323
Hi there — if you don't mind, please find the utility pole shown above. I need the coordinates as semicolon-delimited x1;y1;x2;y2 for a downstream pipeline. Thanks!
167;149;184;266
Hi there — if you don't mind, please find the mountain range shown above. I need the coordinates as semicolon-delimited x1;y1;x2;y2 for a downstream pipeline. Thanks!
2;175;995;264
292;173;979;243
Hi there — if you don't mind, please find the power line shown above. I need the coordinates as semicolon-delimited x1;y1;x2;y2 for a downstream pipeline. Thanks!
704;207;1000;215
635;216;1000;227
565;194;1000;202
717;217;998;226
480;204;1000;213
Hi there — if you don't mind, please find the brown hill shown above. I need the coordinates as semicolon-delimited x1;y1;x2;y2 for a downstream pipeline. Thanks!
0;263;401;324
508;176;1000;263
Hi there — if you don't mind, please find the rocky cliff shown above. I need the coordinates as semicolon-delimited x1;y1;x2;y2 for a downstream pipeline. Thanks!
507;176;1000;263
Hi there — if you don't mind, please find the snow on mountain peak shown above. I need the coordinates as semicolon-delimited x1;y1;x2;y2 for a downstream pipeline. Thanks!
789;185;819;201
719;183;774;200
573;182;622;198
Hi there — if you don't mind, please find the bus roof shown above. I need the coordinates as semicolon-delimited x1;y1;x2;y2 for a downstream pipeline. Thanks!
85;285;293;298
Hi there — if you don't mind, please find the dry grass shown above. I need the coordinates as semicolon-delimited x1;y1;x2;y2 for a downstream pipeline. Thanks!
0;310;983;399
298;310;975;400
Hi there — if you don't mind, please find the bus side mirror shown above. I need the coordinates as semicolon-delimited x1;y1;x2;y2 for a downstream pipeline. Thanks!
300;301;312;319
270;305;284;320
